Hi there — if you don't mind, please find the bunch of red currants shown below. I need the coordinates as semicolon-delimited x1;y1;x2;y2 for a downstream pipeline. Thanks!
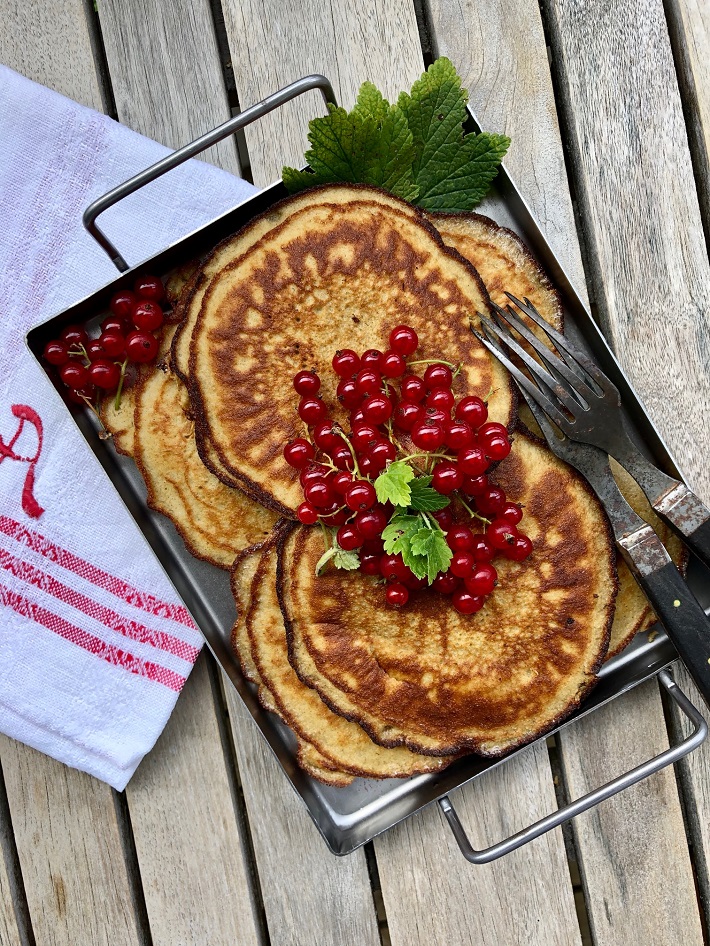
42;274;165;404
283;324;533;614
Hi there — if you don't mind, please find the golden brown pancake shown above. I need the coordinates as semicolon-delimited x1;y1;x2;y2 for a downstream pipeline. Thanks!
132;326;280;569
430;212;563;331
281;432;616;758
188;184;516;516
237;534;456;779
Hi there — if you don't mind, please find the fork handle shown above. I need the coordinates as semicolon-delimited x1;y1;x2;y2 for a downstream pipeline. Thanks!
650;482;710;570
619;525;710;708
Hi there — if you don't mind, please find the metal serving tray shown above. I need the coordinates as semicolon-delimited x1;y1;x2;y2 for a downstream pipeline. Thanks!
27;75;709;862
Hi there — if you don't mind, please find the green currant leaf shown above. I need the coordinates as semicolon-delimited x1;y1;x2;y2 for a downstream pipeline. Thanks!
375;460;415;506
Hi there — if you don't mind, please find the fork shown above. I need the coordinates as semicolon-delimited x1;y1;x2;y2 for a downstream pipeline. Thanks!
473;295;710;706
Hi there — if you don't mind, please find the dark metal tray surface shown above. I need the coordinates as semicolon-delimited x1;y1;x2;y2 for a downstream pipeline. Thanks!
27;76;708;861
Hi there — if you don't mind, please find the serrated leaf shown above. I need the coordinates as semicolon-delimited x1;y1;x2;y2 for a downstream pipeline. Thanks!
381;513;420;557
375;460;415;506
408;476;451;512
414;132;510;212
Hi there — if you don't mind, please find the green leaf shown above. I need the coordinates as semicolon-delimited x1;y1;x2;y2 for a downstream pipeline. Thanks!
408;476;451;512
397;57;510;212
374;460;415;506
382;513;420;557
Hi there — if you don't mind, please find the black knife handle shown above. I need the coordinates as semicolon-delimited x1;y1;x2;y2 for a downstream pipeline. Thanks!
619;526;710;708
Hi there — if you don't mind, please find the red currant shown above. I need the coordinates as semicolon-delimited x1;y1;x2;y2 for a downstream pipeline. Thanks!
367;439;396;472
361;349;383;371
393;401;423;432
360;553;382;576
99;331;126;358
337;524;363;551
293;369;321;396
432;508;454;531
60;324;88;348
386;583;409;607
132;300;164;332
332;471;354;496
313;421;342;452
486;518;519;551
452;589;485;614
446;525;474;552
86;340;106;361
426;388;455;412
411;420;445;451
284;439;315;469
381;350;406;378
332;349;360;377
126;330;159;364
465;563;497;596
472;536;494;562
355;507;388;539
355;369;382;397
88;359;120;390
457;446;488;476
134;275;165;302
485;436;512;461
506;534;533;561
445;421;474;450
423;363;453;389
501;502;523;525
433;571;460;595
304;481;334;509
462;474;489;496
352;424;379;453
432;461;463;495
477;486;507;516
456;396;488;428
297;502;319;524
389;325;418;356
43;340;70;365
59;361;89;389
337;377;361;409
298;397;328;425
110;290;137;318
362;395;392;425
345;481;376;511
450;551;475;578
380;553;410;582
401;375;426;402
332;444;355;471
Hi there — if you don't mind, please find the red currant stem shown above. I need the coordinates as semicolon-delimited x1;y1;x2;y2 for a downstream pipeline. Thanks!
113;358;128;411
334;428;361;477
407;358;458;369
458;494;491;525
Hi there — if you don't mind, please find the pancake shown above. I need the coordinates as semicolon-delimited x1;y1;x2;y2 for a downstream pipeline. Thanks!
430;212;563;332
231;543;353;787
171;185;423;383
237;533;456;779
281;431;617;758
517;403;687;658
188;184;516;516
132;326;279;569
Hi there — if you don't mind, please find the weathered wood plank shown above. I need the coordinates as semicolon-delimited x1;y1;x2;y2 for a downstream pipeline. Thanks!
0;734;144;946
222;684;381;946
375;742;582;946
223;5;582;944
124;655;262;946
97;0;240;173
0;0;104;111
0;771;25;946
665;0;710;231
221;0;424;187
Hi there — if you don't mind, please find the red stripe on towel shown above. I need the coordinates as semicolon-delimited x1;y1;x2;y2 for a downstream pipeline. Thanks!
0;515;195;628
0;547;199;663
0;582;185;692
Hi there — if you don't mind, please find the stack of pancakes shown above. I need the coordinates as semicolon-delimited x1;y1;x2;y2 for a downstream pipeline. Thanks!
103;184;683;784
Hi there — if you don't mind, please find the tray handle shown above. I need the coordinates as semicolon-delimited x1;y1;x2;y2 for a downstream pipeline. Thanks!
82;75;337;271
439;669;706;864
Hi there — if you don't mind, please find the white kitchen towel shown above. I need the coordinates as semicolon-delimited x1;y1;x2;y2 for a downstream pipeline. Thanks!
0;65;257;790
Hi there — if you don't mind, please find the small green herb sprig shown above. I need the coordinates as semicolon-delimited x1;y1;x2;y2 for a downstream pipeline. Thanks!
282;58;510;213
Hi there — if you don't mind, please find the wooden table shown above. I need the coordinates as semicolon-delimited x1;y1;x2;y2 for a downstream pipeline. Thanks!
1;1;709;943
